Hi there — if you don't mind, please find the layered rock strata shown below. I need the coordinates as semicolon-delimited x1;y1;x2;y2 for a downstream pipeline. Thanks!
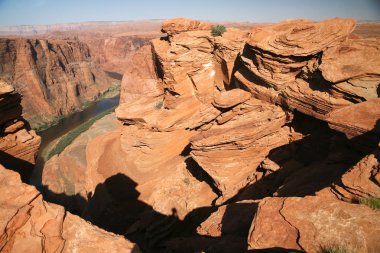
42;17;380;252
0;164;138;253
0;81;40;180
0;38;117;129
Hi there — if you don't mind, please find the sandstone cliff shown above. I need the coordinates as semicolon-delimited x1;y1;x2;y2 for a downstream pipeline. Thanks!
0;77;138;252
0;81;40;181
0;37;117;129
42;18;380;252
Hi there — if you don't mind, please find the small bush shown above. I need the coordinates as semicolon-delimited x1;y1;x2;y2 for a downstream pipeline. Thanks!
359;197;380;209
182;177;190;185
154;100;163;110
211;25;226;37
320;245;352;253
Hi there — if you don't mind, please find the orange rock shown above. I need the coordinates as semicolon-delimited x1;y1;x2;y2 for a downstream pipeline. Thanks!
248;196;380;253
212;89;251;108
0;86;40;175
120;44;163;104
0;38;117;128
249;18;356;56
0;164;138;253
331;148;380;201
161;18;211;35
191;98;291;202
235;17;379;136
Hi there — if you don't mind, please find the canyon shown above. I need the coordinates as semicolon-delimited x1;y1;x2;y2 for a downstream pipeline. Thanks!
0;21;161;130
0;17;379;253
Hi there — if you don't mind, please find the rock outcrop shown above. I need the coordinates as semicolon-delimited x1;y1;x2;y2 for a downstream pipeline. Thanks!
0;164;138;253
235;18;380;128
248;196;380;253
0;81;40;180
41;17;380;252
0;37;117;129
0;80;137;252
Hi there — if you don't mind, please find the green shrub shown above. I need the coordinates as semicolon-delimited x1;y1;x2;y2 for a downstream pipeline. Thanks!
211;25;226;37
154;100;163;110
359;197;380;209
320;245;352;253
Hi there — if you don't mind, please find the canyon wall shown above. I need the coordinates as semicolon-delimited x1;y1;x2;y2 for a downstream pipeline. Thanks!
42;18;380;252
0;76;138;253
0;37;117;129
0;81;40;181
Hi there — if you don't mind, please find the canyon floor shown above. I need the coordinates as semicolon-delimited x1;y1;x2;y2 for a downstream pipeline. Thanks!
0;18;380;253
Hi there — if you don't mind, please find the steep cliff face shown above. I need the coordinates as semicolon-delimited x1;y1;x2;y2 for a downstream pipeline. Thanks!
0;81;40;181
42;18;380;252
0;38;117;129
80;34;159;74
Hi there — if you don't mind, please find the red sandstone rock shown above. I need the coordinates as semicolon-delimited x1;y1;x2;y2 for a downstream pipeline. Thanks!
212;89;251;108
331;148;380;201
0;164;138;253
0;38;116;128
248;196;380;253
249;18;356;56
40;18;380;251
191;98;291;202
120;44;163;104
327;99;380;139
0;83;40;167
161;18;211;35
235;17;379;141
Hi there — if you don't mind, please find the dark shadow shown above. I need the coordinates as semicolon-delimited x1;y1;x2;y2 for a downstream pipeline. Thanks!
0;150;35;183
42;186;87;215
221;202;258;240
105;71;123;80
248;248;304;252
184;157;222;200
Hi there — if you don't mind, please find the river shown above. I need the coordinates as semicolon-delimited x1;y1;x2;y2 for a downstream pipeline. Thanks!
30;95;120;187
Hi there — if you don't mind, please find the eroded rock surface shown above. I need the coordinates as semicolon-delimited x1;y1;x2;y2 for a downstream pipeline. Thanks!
0;38;117;129
41;18;380;252
0;82;40;180
248;196;380;253
0;164;138;253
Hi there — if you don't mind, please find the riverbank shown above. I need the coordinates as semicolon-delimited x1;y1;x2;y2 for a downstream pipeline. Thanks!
31;94;121;186
33;82;121;132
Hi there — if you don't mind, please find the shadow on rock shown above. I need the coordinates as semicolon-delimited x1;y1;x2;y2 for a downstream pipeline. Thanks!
0;150;35;182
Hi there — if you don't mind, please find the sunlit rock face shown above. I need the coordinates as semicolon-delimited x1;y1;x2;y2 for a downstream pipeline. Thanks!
41;17;380;252
0;38;116;129
0;164;138;253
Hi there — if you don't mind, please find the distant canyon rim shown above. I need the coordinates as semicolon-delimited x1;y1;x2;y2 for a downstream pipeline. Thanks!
0;18;379;253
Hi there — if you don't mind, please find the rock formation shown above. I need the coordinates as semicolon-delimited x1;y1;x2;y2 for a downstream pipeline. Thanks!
0;79;138;252
41;17;380;252
0;164;138;253
0;37;117;129
0;81;40;180
53;33;160;75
